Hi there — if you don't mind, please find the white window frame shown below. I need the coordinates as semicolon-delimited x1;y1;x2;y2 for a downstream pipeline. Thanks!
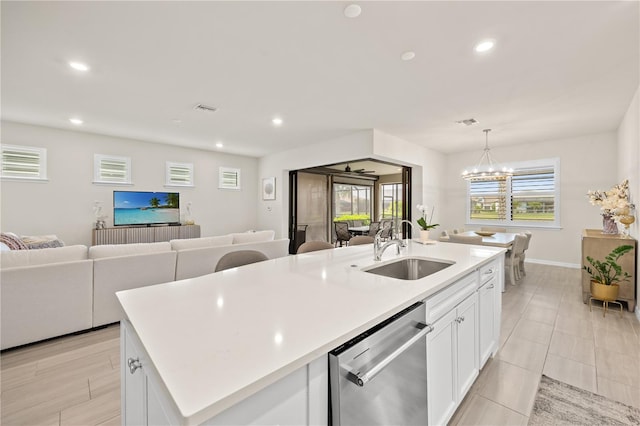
93;154;132;185
1;144;48;181
219;167;241;190
165;161;194;187
465;158;561;229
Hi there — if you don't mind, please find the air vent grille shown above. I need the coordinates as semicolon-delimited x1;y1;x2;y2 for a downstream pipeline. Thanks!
194;104;218;113
455;118;479;126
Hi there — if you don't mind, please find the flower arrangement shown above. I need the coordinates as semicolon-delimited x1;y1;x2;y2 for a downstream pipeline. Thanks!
587;179;635;221
416;204;439;231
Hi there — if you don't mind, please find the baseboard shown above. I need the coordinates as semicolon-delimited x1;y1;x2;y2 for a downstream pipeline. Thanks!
525;258;581;269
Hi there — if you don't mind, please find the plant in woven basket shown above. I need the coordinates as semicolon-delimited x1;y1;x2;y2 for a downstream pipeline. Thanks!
583;244;634;285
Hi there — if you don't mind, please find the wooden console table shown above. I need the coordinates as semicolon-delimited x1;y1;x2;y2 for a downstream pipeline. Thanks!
92;225;200;245
581;229;637;311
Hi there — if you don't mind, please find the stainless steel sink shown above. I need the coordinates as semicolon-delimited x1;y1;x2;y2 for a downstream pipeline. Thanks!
362;257;454;280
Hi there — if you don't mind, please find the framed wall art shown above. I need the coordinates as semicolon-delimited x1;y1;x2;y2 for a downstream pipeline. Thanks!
262;177;276;200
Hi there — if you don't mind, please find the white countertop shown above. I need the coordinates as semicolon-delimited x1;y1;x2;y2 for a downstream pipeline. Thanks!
117;240;504;425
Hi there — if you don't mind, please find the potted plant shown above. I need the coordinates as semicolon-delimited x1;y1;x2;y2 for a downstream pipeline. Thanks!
416;204;439;241
583;244;634;301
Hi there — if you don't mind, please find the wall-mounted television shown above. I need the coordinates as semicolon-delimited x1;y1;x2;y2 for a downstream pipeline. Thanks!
113;191;180;227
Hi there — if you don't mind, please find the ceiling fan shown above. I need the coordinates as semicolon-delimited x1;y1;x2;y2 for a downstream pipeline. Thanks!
344;163;375;174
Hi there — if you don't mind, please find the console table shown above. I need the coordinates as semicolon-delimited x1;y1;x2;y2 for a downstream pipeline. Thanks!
92;225;200;245
581;229;637;311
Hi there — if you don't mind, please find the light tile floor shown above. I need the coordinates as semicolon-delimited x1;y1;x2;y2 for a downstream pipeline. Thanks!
1;264;638;425
450;263;640;425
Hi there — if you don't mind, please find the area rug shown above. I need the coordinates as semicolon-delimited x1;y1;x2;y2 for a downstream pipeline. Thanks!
529;375;640;425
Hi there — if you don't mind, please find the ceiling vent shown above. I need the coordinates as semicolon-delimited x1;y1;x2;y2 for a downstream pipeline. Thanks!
455;118;479;126
194;104;218;113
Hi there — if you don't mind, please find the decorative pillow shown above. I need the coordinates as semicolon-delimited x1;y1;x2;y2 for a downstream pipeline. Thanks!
20;234;65;250
0;232;29;250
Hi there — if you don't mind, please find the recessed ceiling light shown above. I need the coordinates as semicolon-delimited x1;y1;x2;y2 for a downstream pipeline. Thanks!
344;4;361;18
474;40;495;53
69;61;90;72
401;51;416;61
215;142;224;148
69;118;83;125
272;117;283;126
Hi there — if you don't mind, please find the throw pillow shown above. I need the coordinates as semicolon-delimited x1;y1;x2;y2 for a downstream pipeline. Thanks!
0;232;29;250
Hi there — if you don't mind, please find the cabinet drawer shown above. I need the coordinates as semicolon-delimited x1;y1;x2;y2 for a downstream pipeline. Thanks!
424;272;478;324
479;260;498;285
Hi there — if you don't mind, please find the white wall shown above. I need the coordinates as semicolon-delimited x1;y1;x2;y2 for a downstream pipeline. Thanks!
1;121;259;246
257;129;446;240
616;85;639;318
442;132;618;267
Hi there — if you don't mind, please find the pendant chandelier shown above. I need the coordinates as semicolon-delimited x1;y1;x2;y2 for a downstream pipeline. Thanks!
461;129;513;181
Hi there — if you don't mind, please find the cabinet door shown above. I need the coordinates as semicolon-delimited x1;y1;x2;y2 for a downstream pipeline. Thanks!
478;277;497;367
123;328;146;426
456;293;479;400
427;309;457;426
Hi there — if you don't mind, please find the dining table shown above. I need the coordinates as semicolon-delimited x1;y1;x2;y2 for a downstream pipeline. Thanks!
348;225;370;236
458;231;518;249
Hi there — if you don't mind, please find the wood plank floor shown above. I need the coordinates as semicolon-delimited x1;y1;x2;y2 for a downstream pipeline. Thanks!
1;263;638;425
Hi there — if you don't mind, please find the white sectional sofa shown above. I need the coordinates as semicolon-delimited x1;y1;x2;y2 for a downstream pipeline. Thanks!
0;231;289;350
1;245;93;350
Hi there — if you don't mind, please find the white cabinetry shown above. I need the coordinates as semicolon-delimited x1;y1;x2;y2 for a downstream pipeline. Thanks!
122;320;328;426
478;259;501;368
425;272;479;426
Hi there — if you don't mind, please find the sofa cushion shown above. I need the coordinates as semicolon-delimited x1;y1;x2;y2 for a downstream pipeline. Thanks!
170;235;234;251
1;245;89;268
0;232;28;250
231;230;275;244
89;242;172;259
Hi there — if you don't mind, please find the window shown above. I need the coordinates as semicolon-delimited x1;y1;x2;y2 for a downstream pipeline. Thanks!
1;144;47;181
166;162;194;187
219;167;241;190
467;158;560;228
333;183;372;222
381;183;403;221
94;154;131;184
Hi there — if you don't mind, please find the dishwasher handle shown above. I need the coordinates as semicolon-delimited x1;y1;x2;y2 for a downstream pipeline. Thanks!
347;322;433;387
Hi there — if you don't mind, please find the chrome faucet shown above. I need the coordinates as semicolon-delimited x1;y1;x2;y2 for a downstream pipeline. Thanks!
398;219;414;239
374;229;406;261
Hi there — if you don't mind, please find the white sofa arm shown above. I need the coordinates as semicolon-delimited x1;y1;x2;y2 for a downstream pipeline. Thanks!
1;260;93;350
93;251;177;327
175;239;289;281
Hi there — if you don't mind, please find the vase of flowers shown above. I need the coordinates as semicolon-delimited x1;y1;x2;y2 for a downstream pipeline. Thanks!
587;179;635;235
416;204;439;241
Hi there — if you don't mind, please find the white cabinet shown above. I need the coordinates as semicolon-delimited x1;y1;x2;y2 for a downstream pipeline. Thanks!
122;321;174;426
425;272;479;426
122;320;328;426
478;259;501;368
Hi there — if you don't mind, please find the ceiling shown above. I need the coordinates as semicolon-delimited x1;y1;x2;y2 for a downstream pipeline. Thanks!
2;2;638;157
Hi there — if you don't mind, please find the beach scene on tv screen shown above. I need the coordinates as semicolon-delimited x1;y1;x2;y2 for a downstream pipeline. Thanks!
114;192;180;225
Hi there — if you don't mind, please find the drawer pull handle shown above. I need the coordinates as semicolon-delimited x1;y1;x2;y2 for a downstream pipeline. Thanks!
128;357;142;374
484;269;494;274
487;284;494;289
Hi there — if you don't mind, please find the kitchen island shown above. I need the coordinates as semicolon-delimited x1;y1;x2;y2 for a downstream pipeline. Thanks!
117;240;505;425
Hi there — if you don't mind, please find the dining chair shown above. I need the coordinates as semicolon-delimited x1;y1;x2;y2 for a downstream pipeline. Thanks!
480;226;507;233
349;236;375;246
368;221;381;237
448;234;482;245
519;231;532;276
334;222;352;247
297;241;334;253
504;234;528;285
351;220;362;227
215;250;269;272
379;220;393;241
452;228;465;234
439;230;450;242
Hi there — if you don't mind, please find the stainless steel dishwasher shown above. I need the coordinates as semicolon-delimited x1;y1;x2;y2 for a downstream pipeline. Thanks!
329;302;432;426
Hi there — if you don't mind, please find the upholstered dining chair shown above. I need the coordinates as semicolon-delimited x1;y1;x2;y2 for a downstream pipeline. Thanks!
481;226;507;233
349;236;375;246
215;250;269;272
297;241;334;254
448;234;482;245
334;222;352;247
379;220;393;241
519;231;532;276
504;233;528;285
368;221;381;237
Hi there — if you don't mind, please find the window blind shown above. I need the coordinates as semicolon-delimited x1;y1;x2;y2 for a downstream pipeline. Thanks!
1;145;47;180
166;162;194;186
94;154;131;184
